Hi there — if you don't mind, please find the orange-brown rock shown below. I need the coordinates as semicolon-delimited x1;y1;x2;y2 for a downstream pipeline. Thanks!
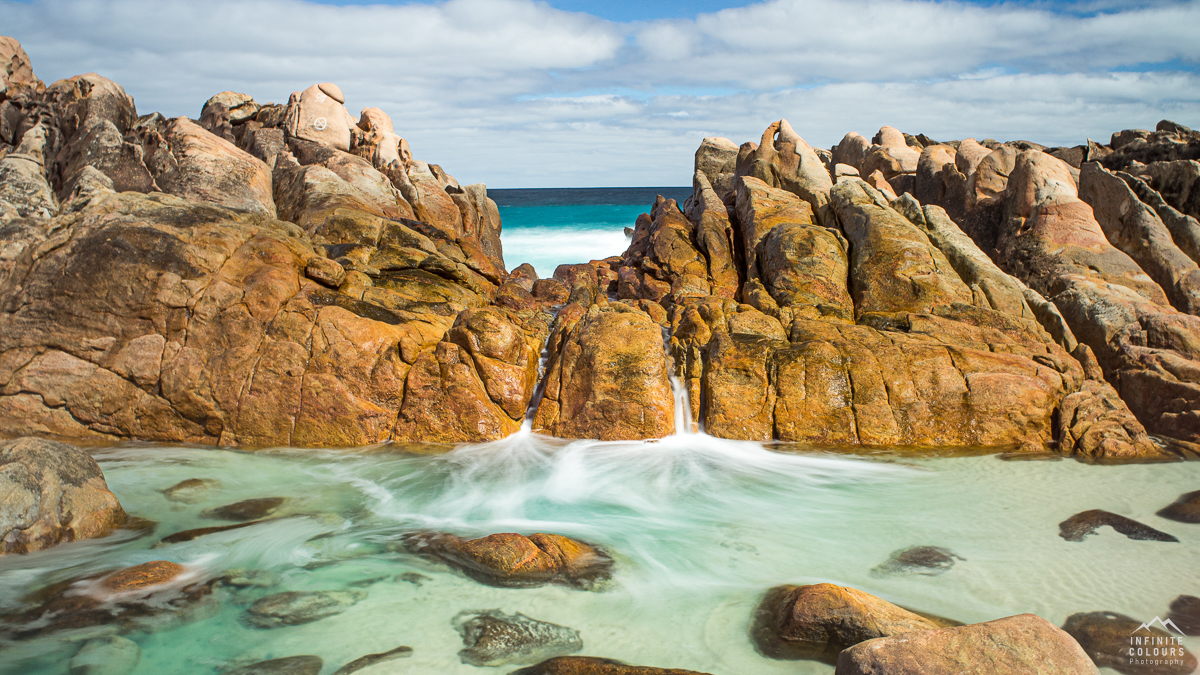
687;171;740;299
284;83;358;151
533;305;674;440
838;614;1099;675
401;531;612;590
155;117;276;218
0;437;126;554
752;583;951;664
100;561;187;592
512;657;712;675
736;119;833;224
860;126;921;181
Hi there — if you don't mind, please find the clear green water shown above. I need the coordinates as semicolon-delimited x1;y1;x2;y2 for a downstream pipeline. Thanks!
1;431;1197;674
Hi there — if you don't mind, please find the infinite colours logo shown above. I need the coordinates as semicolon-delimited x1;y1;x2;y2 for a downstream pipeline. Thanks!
1129;617;1188;668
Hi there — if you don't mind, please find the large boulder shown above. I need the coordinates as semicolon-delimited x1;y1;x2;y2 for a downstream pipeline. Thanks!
153;118;275;218
533;304;675;440
283;83;357;151
752;583;951;663
737;119;833;224
836;614;1099;675
0;437;126;554
0;36;42;95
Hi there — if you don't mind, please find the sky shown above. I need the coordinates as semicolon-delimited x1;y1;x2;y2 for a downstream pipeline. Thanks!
3;0;1198;187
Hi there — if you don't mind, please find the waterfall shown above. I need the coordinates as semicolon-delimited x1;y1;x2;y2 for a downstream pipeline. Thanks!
520;330;555;432
662;325;695;436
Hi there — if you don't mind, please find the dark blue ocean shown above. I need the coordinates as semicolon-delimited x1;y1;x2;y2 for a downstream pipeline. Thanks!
493;187;691;277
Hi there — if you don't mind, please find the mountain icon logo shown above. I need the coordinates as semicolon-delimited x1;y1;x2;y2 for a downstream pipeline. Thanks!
1133;617;1185;636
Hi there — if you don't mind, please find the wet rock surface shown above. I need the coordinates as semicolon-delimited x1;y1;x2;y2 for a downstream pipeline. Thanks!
0;560;214;638
401;531;612;590
160;478;219;503
1157;489;1200;523
751;583;953;663
158;518;272;544
332;646;412;675
0;437;126;554
1168;595;1200;636
455;610;582;666
1062;611;1197;675
871;546;963;576
243;590;366;628
1058;509;1179;542
837;613;1100;675
510;657;713;675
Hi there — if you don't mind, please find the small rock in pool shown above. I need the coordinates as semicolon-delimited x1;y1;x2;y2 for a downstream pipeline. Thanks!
400;531;612;590
396;571;430;586
69;636;141;675
871;546;963;576
1062;611;1197;675
101;560;188;592
1157;489;1200;523
1169;595;1200;636
218;569;280;589
225;656;323;675
157;519;271;545
202;497;286;521
455;610;583;667
244;590;367;628
347;575;388;588
332;645;412;675
1058;509;1178;542
160;478;219;503
510;656;713;674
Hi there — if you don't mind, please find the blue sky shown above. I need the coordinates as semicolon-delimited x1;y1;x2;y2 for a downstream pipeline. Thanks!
3;0;1198;187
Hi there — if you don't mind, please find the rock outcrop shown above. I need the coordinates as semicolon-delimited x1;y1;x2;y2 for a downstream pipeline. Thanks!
0;436;125;554
0;35;1197;457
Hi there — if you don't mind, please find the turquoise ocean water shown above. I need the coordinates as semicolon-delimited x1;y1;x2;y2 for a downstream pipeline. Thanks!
494;187;691;278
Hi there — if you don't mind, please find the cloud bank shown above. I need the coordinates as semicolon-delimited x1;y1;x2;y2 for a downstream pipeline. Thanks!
5;0;1199;186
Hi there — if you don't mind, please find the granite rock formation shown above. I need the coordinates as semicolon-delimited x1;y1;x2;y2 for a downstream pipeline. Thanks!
0;35;1195;458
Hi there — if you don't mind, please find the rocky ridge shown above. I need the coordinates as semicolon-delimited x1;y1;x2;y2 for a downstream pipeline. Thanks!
0;37;1197;459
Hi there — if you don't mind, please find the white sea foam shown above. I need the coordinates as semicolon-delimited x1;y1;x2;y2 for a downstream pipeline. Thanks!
502;226;629;278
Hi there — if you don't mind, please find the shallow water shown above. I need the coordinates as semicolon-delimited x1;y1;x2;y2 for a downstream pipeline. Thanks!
1;431;1197;674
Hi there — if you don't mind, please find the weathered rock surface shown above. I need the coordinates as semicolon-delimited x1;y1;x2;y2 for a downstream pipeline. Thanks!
510;657;712;675
1063;611;1197;675
837;613;1099;675
1157;489;1200;523
244;590;366;628
1168;595;1200;636
455;610;582;666
751;583;951;663
0;436;126;554
1058;509;1178;542
401;531;612;590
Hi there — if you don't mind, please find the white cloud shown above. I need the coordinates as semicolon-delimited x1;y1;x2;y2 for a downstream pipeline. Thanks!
2;0;1198;187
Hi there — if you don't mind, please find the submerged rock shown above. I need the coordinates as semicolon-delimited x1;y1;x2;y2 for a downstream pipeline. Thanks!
68;636;141;675
510;657;712;675
837;614;1099;675
401;531;612;590
1058;510;1178;542
871;546;963;576
332;646;412;675
0;437;126;554
1062;611;1197;675
217;568;280;589
0;560;214;638
1168;595;1200;636
244;590;366;628
751;583;953;663
158;519;272;545
201;497;286;521
226;656;324;675
455;610;582;666
1157;489;1200;523
160;478;219;503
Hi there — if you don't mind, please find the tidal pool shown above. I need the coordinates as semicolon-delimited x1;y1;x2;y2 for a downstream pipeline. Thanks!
1;430;1196;674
